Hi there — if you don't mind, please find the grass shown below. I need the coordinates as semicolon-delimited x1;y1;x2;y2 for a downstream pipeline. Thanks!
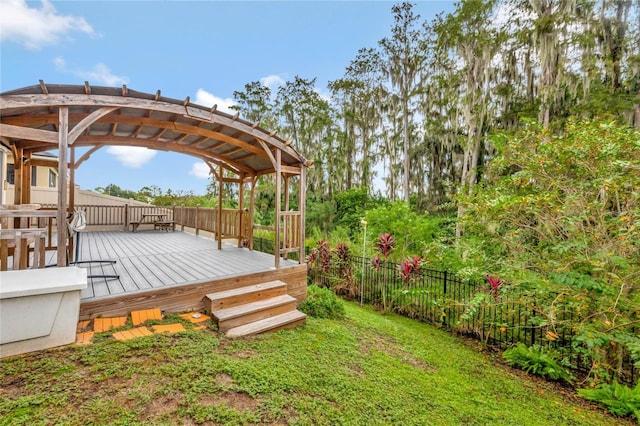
0;302;628;425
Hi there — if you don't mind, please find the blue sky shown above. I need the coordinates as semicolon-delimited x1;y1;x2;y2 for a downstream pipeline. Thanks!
1;0;454;195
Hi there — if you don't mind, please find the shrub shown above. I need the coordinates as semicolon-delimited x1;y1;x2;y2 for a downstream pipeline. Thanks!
578;381;640;421
503;343;574;383
299;284;346;319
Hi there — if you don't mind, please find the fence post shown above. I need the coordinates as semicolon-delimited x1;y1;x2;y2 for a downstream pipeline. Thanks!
124;204;129;231
442;271;448;326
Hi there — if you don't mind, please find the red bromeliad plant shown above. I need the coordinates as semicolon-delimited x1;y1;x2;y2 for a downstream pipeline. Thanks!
372;253;382;272
375;233;395;258
308;240;332;274
398;255;424;283
317;240;331;273
485;275;504;301
398;259;414;283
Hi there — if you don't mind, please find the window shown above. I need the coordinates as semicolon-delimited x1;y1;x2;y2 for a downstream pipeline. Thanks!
49;169;57;188
6;163;14;185
31;166;37;186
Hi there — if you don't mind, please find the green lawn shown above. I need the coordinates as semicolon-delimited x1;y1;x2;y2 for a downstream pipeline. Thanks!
0;302;627;425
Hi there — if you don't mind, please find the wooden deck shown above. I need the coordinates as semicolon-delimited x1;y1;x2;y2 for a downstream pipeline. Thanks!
41;230;306;320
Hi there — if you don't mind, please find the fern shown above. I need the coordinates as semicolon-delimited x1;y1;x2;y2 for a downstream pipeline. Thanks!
578;381;640;421
503;343;574;383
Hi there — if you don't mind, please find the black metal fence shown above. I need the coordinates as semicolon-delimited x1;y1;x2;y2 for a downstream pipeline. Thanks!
252;237;637;385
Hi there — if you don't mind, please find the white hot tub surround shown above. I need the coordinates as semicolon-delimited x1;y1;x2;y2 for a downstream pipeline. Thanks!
0;267;87;358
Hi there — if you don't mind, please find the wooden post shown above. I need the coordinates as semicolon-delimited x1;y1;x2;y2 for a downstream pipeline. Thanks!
249;176;256;250
57;107;69;267
299;167;306;264
274;149;281;268
238;175;244;247
13;147;23;206
68;147;76;262
195;205;200;236
124;203;129;231
21;151;32;204
217;164;223;250
283;175;290;259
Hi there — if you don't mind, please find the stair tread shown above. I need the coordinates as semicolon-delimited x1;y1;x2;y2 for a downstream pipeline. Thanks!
226;310;306;338
206;280;286;301
213;294;297;322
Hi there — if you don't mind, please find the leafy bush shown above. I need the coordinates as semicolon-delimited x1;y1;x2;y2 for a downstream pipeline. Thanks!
578;381;640;421
299;284;346;319
365;201;445;260
503;343;574;383
464;119;640;383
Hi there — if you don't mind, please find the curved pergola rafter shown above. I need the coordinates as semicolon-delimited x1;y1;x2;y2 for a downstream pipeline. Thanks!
0;82;309;268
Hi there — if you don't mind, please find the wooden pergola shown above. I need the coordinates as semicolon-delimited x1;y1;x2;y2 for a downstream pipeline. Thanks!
0;81;309;268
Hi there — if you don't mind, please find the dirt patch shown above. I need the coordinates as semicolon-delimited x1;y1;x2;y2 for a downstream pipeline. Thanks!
200;390;261;412
215;373;233;387
144;394;181;419
358;331;438;373
228;349;258;359
0;376;26;399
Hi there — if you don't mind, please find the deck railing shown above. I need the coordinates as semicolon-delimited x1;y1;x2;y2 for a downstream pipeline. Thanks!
65;204;253;244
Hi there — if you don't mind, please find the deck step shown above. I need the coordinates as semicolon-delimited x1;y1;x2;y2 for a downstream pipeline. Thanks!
225;310;307;338
205;280;287;311
214;294;298;332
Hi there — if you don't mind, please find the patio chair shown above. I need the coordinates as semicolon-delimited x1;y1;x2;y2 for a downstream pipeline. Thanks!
67;209;120;281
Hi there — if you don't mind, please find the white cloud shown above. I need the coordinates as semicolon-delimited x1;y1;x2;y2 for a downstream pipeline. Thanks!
0;0;94;49
54;57;128;85
314;86;331;102
189;162;211;179
194;89;235;114
106;146;156;168
260;74;286;91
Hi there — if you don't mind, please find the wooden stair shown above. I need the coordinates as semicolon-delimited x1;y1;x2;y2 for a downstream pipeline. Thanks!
205;280;306;337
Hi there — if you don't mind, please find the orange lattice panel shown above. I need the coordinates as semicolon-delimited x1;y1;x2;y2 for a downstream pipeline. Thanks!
76;331;94;345
131;308;162;326
112;326;154;341
93;316;127;333
77;320;91;332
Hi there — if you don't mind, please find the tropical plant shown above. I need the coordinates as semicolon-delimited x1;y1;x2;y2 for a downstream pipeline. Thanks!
503;343;574;384
578;381;640;421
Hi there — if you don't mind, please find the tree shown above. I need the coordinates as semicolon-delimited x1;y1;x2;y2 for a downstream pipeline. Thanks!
379;2;427;203
274;76;337;198
329;48;386;193
231;81;275;128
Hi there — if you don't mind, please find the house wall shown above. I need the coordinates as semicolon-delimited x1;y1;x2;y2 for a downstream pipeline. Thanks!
1;151;57;205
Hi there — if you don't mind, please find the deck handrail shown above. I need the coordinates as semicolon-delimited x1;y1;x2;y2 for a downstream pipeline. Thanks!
0;228;47;271
44;204;302;263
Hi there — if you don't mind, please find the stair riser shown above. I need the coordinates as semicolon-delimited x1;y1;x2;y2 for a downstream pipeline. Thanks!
207;287;287;311
228;317;306;338
218;301;297;332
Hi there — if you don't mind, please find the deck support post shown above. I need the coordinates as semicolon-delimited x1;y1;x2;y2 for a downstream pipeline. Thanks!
68;147;76;262
12;147;23;207
299;167;306;264
274;149;281;269
249;176;256;250
217;164;223;250
283;175;289;259
56;107;69;267
238;175;244;248
21;151;32;204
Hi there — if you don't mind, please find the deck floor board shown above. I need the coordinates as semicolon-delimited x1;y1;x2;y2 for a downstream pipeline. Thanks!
71;230;295;302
